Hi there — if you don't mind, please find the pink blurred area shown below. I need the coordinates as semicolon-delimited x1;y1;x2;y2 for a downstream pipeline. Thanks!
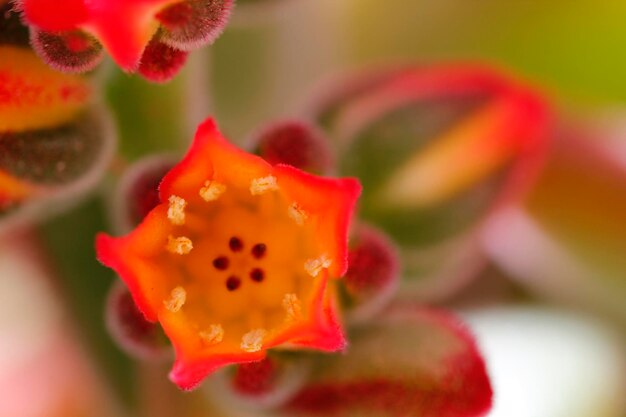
0;230;120;417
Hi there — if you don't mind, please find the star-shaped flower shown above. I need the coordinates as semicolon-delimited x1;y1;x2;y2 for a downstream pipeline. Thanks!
96;118;361;390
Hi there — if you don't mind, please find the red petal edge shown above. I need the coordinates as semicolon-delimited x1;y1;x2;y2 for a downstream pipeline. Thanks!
95;232;158;323
284;307;493;417
273;163;362;278
19;0;88;31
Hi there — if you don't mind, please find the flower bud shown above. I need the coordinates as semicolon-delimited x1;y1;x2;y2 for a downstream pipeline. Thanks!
138;36;189;83
0;10;115;232
19;0;233;81
208;355;311;410
305;64;551;301
110;154;176;233
232;357;278;395
30;28;103;73
250;119;335;175
105;280;171;360
342;223;400;322
157;0;233;51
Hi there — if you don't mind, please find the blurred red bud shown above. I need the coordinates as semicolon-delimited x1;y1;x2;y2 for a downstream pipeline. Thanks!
343;224;400;321
233;357;278;395
157;0;233;51
250;119;335;175
19;0;233;80
105;280;170;360
110;154;175;233
31;28;104;73
209;354;312;409
138;37;189;83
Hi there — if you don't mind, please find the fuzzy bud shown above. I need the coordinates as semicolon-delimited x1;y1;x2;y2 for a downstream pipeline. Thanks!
208;355;311;410
138;37;189;83
342;224;400;321
111;154;175;233
105;280;170;360
157;0;233;51
31;28;104;73
251;120;335;175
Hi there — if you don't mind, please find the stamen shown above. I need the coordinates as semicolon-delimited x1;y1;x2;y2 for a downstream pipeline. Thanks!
251;243;267;259
241;329;267;353
166;235;193;255
167;195;187;225
199;180;226;202
304;254;332;277
199;324;224;345
288;202;308;226
249;268;264;283
164;286;186;312
226;276;241;291
282;293;302;321
229;236;244;252
212;256;229;270
250;175;278;195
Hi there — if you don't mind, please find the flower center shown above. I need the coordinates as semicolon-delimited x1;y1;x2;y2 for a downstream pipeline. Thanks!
159;176;331;353
210;237;268;290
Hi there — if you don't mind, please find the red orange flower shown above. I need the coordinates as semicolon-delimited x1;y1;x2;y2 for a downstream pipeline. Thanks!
18;0;233;81
96;118;361;389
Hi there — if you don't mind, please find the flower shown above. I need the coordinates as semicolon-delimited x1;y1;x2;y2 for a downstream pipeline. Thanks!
17;0;233;81
96;118;361;390
0;45;91;133
0;8;115;230
0;44;90;206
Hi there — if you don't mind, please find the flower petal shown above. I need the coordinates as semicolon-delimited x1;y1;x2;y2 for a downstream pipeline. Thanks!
273;165;361;278
80;1;174;71
159;118;271;202
19;0;88;31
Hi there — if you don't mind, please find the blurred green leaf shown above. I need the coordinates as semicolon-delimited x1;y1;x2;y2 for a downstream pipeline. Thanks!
38;195;135;406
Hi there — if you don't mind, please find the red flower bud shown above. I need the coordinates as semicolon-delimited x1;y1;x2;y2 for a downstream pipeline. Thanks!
110;154;176;233
105;280;171;360
19;0;233;81
251;119;335;175
342;223;400;321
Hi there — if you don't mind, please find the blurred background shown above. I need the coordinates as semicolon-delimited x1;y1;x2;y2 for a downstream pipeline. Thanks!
2;1;626;416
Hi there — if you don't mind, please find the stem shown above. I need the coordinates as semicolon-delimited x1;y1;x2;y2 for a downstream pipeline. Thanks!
183;47;214;140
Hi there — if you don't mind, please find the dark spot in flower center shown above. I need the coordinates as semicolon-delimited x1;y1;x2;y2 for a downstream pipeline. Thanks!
212;256;229;270
249;268;265;283
226;276;241;291
251;243;267;259
229;236;244;252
